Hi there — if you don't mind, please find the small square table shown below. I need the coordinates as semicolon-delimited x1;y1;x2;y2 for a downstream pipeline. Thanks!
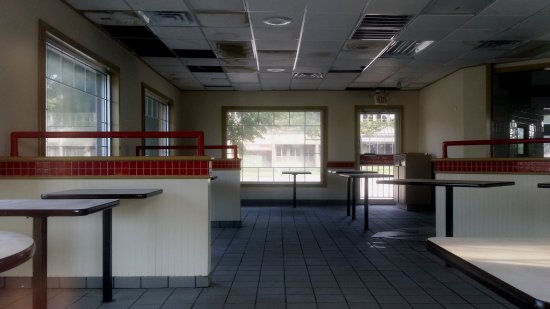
0;199;120;309
337;172;391;230
282;171;311;208
377;179;515;237
328;169;377;217
40;189;162;302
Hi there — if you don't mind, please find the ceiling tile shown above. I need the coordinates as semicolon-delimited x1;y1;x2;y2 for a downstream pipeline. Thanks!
125;0;189;11
117;38;175;57
396;15;473;41
481;0;550;16
364;0;431;15
422;0;495;15
354;71;393;82
140;11;197;26
253;27;302;41
187;0;245;11
232;83;262;91
245;0;308;12
102;25;157;38
444;28;498;41
180;58;221;66
150;26;204;40
223;66;258;73
325;72;360;81
142;57;183;66
205;86;234;90
309;0;368;13
83;11;144;26
257;50;296;61
293;66;331;74
301;25;354;42
65;0;130;10
227;73;260;83
195;12;249;27
162;39;211;50
193;73;231;86
300;41;345;53
460;15;524;31
187;66;224;73
173;49;217;58
259;72;293;80
154;65;192;74
304;12;362;31
202;27;252;41
219;58;258;66
212;41;254;59
255;39;299;51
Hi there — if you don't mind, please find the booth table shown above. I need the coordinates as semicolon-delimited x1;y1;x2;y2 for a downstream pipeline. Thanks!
427;237;550;308
0;230;34;273
337;172;390;230
40;188;162;302
0;199;119;309
377;179;515;237
282;171;311;208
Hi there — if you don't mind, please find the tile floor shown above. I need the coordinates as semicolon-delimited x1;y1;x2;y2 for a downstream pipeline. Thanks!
0;204;517;309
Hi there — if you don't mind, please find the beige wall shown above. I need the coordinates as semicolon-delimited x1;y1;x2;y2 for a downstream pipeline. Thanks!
178;90;420;199
418;65;490;158
0;0;180;156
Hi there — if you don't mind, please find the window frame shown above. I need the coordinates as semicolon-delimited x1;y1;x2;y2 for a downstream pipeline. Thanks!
38;21;120;156
222;106;327;187
141;83;172;156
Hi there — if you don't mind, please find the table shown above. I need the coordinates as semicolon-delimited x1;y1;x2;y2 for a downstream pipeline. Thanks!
282;171;311;208
0;231;35;273
376;179;515;237
427;237;550;308
338;172;390;230
328;170;376;217
41;188;162;302
537;182;550;188
0;199;119;309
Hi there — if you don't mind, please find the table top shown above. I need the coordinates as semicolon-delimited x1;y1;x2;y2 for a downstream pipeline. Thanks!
338;172;392;179
328;169;377;174
0;231;35;273
41;188;163;199
537;182;550;188
427;237;550;305
0;199;120;217
282;171;311;175
377;179;515;188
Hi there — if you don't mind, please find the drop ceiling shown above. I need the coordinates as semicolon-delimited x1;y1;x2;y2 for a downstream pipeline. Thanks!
64;0;550;91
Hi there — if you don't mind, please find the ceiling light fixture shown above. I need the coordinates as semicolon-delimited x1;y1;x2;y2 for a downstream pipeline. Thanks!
263;16;292;26
267;68;286;72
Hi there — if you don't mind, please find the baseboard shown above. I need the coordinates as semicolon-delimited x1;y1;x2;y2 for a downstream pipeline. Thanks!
211;220;242;228
241;199;347;206
0;275;210;289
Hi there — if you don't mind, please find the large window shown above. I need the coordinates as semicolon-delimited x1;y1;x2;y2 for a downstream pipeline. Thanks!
143;87;170;156
223;107;326;184
44;33;111;156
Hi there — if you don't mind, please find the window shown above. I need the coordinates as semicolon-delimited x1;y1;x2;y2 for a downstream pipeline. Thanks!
44;33;111;156
143;86;170;156
223;107;326;184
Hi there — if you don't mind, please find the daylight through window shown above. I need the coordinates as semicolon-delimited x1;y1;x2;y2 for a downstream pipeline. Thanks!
45;34;111;156
224;108;325;183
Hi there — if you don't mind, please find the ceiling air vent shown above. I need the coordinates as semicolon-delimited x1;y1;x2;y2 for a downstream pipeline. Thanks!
292;72;325;79
351;15;411;40
381;40;434;58
139;11;196;26
476;40;523;50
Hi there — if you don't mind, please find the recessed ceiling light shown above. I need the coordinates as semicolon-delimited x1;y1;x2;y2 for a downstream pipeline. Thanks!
266;68;286;72
263;16;292;26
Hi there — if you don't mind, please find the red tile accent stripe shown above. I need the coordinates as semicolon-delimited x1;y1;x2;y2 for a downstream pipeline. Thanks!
0;158;211;177
211;159;241;170
434;159;550;174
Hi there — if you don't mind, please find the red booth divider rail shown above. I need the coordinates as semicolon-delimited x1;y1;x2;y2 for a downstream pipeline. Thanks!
135;145;238;159
10;131;205;157
442;138;550;158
